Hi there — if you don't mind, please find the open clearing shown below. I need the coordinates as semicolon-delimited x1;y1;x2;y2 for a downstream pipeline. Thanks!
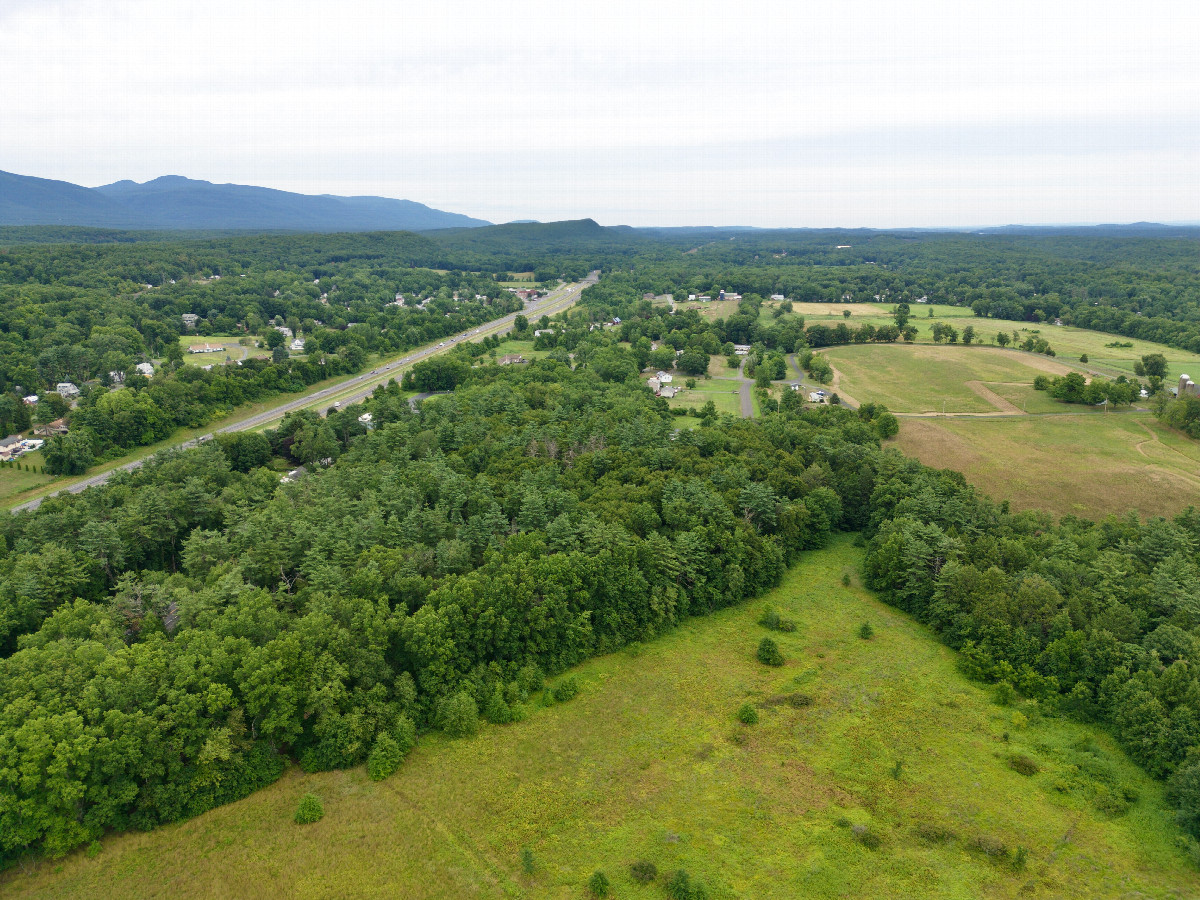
766;302;1200;383
822;344;1078;414
893;412;1200;519
6;538;1194;900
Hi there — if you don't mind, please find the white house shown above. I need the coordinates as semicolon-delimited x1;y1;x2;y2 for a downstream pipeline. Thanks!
660;385;678;399
656;371;673;384
275;326;293;338
770;294;786;301
21;395;37;405
808;390;828;404
181;313;199;328
135;362;155;377
647;377;661;392
733;344;751;356
533;328;555;337
109;371;126;384
358;412;374;427
55;382;80;399
290;338;306;352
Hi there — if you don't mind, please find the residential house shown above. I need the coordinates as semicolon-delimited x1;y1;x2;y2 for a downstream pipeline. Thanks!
808;391;828;404
770;294;786;301
109;371;126;384
290;337;306;352
21;395;37;405
181;313;200;329
21;438;44;452
733;345;751;356
498;354;526;365
358;412;374;427
135;362;155;377
34;418;68;438
189;343;225;354
275;326;293;338
789;383;801;391
656;371;673;384
647;377;661;392
0;435;24;461
55;382;80;399
533;328;555;337
660;385;678;399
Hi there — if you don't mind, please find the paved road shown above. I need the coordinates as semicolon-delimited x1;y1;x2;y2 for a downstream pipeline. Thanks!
10;273;598;514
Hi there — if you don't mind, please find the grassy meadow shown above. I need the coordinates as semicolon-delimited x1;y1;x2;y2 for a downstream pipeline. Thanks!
764;300;1200;383
6;538;1195;899
893;412;1200;519
822;344;1077;414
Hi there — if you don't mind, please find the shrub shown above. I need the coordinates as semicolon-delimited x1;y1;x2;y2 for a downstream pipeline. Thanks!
1012;846;1028;870
587;870;610;897
737;703;759;725
666;870;709;899
552;676;579;702
294;793;324;824
891;760;903;780
995;681;1016;706
758;606;796;632
630;860;658;884
757;637;784;666
1008;754;1039;776
842;573;851;586
437;691;480;738
516;663;544;697
483;684;513;724
858;622;873;640
852;824;881;850
520;847;535;874
1079;353;1089;363
367;720;416;781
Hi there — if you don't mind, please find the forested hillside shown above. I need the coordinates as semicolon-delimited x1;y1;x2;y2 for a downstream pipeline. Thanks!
3;360;1200;866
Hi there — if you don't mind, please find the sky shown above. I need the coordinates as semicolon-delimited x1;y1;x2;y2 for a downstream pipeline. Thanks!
1;0;1197;227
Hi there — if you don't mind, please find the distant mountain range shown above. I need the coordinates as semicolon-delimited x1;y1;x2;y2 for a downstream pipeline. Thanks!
0;171;490;232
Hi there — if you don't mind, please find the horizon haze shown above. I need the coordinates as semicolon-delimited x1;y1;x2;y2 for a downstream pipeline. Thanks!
1;0;1197;227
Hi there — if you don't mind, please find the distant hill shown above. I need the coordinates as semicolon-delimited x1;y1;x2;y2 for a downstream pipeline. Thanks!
0;171;490;232
426;218;651;270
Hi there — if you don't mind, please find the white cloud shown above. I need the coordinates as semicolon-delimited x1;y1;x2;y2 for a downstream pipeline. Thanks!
1;0;1197;225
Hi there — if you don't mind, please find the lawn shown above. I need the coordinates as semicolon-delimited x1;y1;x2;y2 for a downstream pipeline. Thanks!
6;538;1194;899
892;412;1200;519
822;344;1077;414
0;451;55;505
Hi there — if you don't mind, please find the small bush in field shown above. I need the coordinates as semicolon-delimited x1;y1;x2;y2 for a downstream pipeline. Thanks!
630;860;658;883
587;870;610;897
757;637;784;666
737;703;759;724
294;793;324;824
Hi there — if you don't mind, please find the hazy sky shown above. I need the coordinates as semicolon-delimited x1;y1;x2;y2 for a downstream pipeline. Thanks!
2;0;1197;227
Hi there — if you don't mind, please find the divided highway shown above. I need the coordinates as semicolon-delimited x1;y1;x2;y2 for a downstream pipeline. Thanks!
10;273;598;513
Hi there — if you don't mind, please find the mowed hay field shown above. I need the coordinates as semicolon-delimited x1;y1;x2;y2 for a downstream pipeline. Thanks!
822;344;1077;414
894;413;1200;519
765;302;1200;383
6;539;1196;900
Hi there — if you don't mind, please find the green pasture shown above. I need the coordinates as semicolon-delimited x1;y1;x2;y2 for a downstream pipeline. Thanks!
894;412;1200;520
822;344;1077;414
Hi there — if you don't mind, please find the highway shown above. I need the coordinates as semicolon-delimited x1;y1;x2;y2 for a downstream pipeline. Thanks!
10;272;598;514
